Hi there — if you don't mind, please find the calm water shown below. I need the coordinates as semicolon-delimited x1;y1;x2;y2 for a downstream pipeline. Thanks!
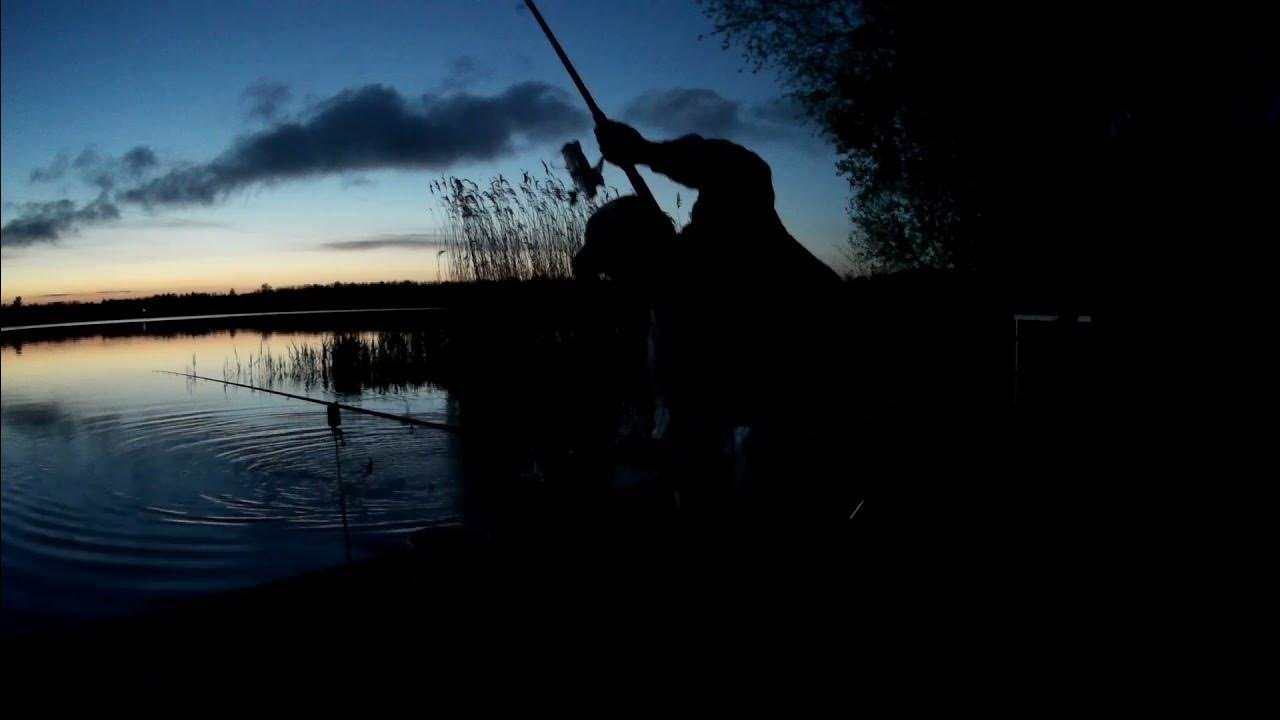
1;327;460;634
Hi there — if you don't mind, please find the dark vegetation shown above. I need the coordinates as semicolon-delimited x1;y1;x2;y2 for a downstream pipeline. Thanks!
3;271;1089;428
208;289;655;416
1;265;1086;330
700;0;1274;292
1;280;457;328
432;168;621;282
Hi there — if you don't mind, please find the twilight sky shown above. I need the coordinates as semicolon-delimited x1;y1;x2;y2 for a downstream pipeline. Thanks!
0;0;850;304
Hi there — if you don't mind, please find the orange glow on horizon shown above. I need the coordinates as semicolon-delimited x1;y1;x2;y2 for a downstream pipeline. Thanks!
1;245;445;305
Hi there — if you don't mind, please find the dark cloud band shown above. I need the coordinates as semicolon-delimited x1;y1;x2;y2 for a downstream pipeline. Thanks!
440;56;495;92
0;194;120;247
622;88;806;142
319;234;445;251
4;83;807;248
3;81;588;245
242;79;293;122
123;81;588;208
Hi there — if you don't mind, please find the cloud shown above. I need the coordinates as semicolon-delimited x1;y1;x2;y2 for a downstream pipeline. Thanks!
623;89;742;137
118;216;229;229
0;194;120;247
121;146;159;175
341;175;375;189
122;81;588;208
242;79;293;122
509;52;535;72
6;81;588;244
37;289;130;297
749;96;807;127
60;143;160;190
440;56;494;92
318;234;445;251
29;153;71;183
622;88;809;142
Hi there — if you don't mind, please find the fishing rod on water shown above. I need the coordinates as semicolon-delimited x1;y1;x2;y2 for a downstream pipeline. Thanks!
521;0;661;215
158;370;461;567
155;370;463;434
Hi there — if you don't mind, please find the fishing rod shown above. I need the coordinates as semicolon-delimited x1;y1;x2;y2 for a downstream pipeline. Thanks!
156;370;463;434
522;0;661;213
159;369;458;568
161;369;666;470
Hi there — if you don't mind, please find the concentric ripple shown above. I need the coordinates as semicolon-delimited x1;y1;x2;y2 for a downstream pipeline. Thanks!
1;329;461;632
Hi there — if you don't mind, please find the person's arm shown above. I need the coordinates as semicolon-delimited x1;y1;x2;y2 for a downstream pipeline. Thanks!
595;121;774;203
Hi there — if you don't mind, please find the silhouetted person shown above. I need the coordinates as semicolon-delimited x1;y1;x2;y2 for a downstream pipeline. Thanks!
577;122;840;295
575;121;847;537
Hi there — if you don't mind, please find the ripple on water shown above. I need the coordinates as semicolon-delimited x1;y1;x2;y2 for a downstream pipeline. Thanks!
1;343;461;626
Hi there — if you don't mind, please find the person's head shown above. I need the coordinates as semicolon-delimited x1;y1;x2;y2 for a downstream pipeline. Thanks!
574;195;676;288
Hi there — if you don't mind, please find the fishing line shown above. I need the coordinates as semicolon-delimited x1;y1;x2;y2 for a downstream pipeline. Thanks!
332;427;352;566
161;370;462;565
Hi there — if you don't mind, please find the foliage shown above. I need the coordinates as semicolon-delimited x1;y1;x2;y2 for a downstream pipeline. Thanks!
700;0;980;272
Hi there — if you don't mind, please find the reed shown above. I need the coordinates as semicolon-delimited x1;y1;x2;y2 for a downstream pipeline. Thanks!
220;331;444;395
430;168;617;282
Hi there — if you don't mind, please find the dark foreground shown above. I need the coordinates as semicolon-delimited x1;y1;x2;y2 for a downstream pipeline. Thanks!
5;271;1110;652
12;400;1111;654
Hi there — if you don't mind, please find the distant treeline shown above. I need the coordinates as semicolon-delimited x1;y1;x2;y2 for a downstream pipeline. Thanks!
2;270;1093;329
2;271;1100;438
1;280;522;327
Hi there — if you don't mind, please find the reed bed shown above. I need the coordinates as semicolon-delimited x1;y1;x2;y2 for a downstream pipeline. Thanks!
219;332;444;395
430;169;618;282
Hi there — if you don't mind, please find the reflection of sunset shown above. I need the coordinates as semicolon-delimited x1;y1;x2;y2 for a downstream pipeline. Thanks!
1;330;332;389
1;325;458;624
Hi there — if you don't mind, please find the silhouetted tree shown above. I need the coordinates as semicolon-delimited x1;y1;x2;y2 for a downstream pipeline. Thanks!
12;296;21;308
701;1;972;271
698;1;1273;281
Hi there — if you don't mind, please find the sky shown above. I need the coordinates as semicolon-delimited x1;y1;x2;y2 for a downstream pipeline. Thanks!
0;0;851;304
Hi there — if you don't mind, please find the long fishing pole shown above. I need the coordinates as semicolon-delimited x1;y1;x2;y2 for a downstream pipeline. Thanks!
156;370;463;434
522;0;661;213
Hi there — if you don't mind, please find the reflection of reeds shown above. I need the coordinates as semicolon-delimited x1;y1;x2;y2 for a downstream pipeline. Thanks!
214;309;656;447
221;332;442;395
430;170;616;282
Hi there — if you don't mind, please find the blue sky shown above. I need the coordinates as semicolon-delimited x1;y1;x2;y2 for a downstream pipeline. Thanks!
0;0;850;303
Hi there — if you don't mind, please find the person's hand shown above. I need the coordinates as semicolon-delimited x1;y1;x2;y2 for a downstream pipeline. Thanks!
594;121;649;166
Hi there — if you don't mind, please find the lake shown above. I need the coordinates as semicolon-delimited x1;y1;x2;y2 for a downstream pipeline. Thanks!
1;319;462;635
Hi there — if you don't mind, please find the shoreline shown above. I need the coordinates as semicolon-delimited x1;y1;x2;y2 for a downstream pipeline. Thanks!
1;307;445;333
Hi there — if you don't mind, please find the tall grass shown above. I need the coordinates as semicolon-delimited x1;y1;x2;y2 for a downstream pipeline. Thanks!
214;319;655;443
430;169;617;282
221;332;442;395
220;340;330;390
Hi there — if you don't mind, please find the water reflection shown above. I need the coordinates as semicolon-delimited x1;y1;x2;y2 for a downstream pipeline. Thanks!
0;329;461;634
